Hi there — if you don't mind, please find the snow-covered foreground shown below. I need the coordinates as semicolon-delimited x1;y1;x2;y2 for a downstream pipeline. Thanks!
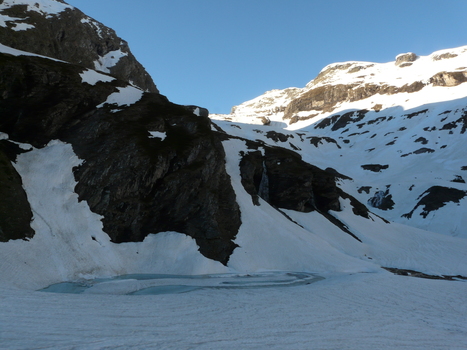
1;272;466;349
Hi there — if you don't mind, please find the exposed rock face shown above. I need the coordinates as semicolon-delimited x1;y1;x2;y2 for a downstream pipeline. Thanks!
283;81;425;119
429;71;467;87
0;0;157;92
0;140;34;241
0;51;240;264
432;52;458;61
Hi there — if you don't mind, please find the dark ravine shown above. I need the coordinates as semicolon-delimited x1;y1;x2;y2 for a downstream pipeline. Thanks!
0;51;240;264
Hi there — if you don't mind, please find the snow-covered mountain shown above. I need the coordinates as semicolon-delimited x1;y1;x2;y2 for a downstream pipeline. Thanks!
213;48;467;126
212;46;467;240
1;0;466;293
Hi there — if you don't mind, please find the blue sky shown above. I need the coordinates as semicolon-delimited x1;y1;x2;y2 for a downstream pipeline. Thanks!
69;0;467;114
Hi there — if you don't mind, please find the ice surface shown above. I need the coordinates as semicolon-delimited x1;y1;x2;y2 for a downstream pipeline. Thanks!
40;272;322;295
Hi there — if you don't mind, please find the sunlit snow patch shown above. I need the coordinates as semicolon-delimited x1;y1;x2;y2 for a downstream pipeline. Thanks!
40;272;323;295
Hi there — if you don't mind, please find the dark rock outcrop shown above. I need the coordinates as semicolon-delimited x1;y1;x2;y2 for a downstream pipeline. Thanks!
238;142;373;242
451;175;465;183
361;164;389;172
440;111;467;133
308;136;341;148
0;0;157;92
265;131;291;143
432;52;458;61
0;141;35;241
402;186;467;219
368;188;394;211
239;146;341;213
0;51;240;264
185;105;209;117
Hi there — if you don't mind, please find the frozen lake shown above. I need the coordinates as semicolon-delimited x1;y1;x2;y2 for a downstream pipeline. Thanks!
2;272;467;349
40;271;324;295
